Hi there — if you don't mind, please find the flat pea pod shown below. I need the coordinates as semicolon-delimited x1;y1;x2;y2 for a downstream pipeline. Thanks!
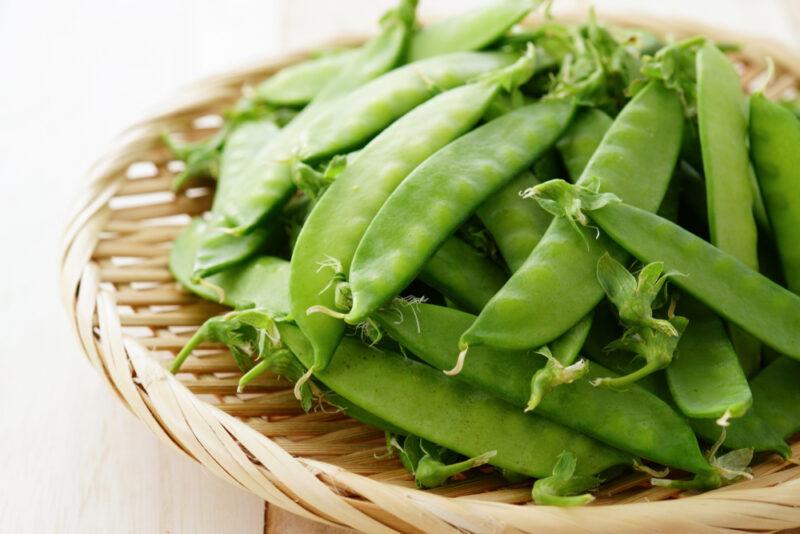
697;42;761;376
584;313;789;456
475;149;564;273
418;236;508;314
375;303;712;475
169;218;290;314
296;51;516;161
407;0;542;61
347;98;576;323
477;172;549;272
280;323;632;478
209;0;418;236
251;49;360;107
750;357;800;440
750;92;800;293
666;297;752;420
291;62;529;372
212;52;514;245
462;81;683;351
556;108;614;181
576;200;800;363
190;118;282;279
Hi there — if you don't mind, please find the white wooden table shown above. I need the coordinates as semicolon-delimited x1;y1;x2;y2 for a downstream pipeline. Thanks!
1;1;797;532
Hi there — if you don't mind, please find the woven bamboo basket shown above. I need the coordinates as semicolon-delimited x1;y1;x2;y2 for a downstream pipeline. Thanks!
60;12;800;533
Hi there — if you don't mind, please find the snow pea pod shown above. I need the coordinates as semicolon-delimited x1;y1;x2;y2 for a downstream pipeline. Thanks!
251;49;360;107
200;56;511;283
476;171;551;272
697;42;761;376
462;81;683;351
584;314;789;456
750;357;800;440
418;236;507;314
666;297;752;420
189;118;282;279
408;0;542;61
347;98;576;323
375;303;712;475
208;0;418;237
169;218;290;314
750;92;800;293
279;323;632;478
292;56;534;372
295;51;516;161
582;309;788;455
558;193;800;362
556;108;614;181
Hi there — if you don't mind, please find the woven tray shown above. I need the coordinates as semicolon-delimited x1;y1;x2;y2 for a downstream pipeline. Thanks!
61;13;800;533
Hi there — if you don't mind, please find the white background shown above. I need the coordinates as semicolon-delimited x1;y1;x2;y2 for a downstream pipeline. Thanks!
1;1;798;532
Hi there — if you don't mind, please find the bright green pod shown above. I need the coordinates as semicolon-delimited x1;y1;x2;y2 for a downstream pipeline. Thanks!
750;357;800;439
188;118;282;279
280;323;632;479
169;218;290;314
462;81;682;351
251;49;360;107
556;108;614;181
418;236;508;314
581;201;800;365
666;298;752;420
476;171;551;272
376;303;713;475
697;42;761;376
291;62;528;373
408;0;542;61
750;92;800;293
347;98;576;323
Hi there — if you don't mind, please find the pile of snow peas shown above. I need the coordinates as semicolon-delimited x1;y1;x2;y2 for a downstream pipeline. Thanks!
165;0;800;506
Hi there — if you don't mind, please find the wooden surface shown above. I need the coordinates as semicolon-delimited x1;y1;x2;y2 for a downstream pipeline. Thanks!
1;1;797;533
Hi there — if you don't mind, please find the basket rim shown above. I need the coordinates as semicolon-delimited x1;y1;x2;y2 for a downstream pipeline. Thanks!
60;11;800;534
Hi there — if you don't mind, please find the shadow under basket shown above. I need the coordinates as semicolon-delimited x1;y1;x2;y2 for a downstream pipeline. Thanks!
61;13;800;534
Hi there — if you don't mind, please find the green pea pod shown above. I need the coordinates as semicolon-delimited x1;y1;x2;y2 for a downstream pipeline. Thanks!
542;184;800;364
408;0;542;61
291;53;538;373
251;49;360;107
477;171;551;272
347;98;576;324
583;308;789;456
750;357;800;439
204;0;418;241
556;108;614;181
297;51;517;162
666;297;752;420
750;92;800;293
476;150;564;275
417;236;508;314
461;81;682;352
169;218;290;313
280;323;632;479
697;42;761;376
375;303;713;475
